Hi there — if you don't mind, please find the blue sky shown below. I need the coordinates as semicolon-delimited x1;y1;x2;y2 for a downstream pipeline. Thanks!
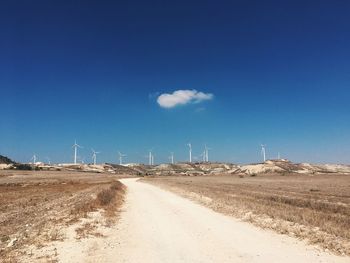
1;1;349;164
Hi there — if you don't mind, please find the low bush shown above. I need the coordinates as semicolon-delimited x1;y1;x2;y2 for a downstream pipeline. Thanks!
97;181;124;206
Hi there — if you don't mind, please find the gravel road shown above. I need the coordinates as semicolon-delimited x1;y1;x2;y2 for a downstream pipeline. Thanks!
71;178;349;262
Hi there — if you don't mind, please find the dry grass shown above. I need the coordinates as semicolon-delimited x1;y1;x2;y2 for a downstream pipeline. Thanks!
143;173;350;256
0;170;127;262
75;222;104;239
97;184;119;206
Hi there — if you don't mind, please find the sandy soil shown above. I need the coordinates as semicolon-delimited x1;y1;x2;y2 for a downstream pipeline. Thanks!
50;178;348;262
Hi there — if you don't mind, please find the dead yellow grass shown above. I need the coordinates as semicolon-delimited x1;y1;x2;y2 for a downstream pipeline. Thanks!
143;174;350;256
0;171;126;262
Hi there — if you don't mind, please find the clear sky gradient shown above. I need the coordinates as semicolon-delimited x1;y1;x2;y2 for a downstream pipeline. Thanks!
1;1;349;164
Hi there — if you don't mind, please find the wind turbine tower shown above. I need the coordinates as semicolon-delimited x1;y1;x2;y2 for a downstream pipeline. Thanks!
261;144;266;162
31;154;37;164
72;140;82;165
187;143;192;163
204;145;210;162
91;149;100;165
148;150;153;165
118;152;127;165
169;152;174;164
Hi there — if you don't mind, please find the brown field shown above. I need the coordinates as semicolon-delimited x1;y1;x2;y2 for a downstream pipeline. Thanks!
143;173;350;255
0;170;129;262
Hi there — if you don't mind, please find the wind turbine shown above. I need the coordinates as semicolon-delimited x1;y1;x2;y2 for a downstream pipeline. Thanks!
118;151;127;165
169;152;174;164
278;152;281;160
204;145;211;162
91;149;100;165
46;157;51;165
72;140;82;165
148;149;155;165
31;154;37;164
261;144;266;162
187;143;192;163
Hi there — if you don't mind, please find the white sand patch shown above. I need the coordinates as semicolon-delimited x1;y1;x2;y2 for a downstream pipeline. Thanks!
20;210;113;262
239;163;284;175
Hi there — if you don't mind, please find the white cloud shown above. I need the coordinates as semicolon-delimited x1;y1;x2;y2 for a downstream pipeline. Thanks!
157;89;213;108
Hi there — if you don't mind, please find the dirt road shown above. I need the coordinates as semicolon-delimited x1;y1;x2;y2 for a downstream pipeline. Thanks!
65;178;348;263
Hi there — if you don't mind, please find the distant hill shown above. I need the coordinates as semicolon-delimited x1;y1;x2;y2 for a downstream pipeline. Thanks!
0;155;14;164
233;159;350;175
133;160;350;176
0;155;34;170
1;155;348;175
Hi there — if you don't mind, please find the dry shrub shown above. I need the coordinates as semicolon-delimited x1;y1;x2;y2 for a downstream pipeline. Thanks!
97;188;115;205
97;181;124;206
70;181;125;221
